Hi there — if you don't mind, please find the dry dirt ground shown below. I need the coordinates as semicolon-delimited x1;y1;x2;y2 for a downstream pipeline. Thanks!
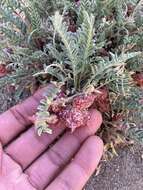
0;87;143;190
86;145;143;190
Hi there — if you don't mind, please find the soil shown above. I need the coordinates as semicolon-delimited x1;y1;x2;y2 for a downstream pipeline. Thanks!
0;86;143;190
86;145;143;190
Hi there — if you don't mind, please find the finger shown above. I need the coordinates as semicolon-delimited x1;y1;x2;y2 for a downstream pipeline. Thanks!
5;122;65;169
25;110;102;190
46;136;103;190
0;142;2;175
0;146;22;177
0;86;48;145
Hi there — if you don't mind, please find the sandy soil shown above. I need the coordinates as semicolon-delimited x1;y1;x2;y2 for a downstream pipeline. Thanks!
86;145;143;190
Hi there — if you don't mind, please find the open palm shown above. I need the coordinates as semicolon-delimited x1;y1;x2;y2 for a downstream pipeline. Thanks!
0;87;103;190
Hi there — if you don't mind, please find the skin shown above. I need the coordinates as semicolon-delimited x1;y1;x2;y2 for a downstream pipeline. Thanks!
0;87;103;190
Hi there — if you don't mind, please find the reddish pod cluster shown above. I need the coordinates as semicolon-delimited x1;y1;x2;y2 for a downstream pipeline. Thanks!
50;89;110;131
93;87;111;113
58;93;95;131
59;107;89;132
49;93;95;131
72;93;96;110
0;64;8;77
34;86;111;133
132;72;143;87
48;92;96;131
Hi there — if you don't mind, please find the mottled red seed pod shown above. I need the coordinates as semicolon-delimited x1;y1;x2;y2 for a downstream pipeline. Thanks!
98;48;109;57
132;73;143;87
34;38;46;50
59;107;89;132
68;24;77;32
0;64;8;77
112;113;124;122
93;87;111;113
73;93;96;110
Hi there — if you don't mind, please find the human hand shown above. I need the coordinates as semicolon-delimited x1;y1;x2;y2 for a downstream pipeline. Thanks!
0;87;103;190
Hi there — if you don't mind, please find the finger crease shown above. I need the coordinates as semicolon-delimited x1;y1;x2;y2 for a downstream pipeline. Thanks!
9;107;29;127
47;148;66;168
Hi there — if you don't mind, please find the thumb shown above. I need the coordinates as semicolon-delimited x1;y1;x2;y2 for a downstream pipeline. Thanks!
0;142;2;175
